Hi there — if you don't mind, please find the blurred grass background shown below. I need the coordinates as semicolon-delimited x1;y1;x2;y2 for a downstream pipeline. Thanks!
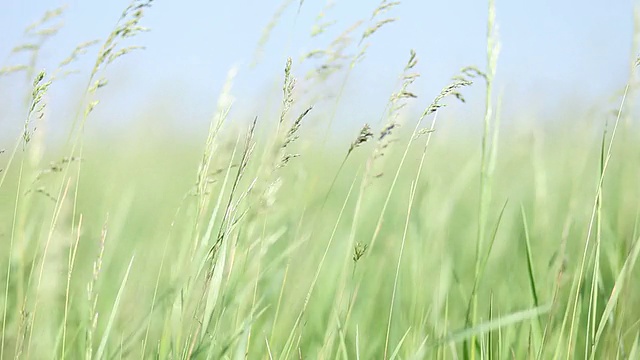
2;1;640;359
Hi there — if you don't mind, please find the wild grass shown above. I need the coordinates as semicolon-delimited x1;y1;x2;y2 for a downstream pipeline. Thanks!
1;0;640;359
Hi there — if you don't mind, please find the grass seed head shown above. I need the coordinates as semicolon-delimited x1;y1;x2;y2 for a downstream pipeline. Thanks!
353;241;369;262
370;49;420;176
423;77;473;118
348;124;374;155
24;70;51;145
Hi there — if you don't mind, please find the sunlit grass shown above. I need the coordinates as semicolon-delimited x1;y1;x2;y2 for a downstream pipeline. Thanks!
1;1;640;359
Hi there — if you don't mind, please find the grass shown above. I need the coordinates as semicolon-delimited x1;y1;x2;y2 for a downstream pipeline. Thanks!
1;0;640;359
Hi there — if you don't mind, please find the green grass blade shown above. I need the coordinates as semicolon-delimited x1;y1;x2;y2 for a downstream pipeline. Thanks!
590;236;640;358
200;236;228;342
520;205;539;308
389;327;411;360
435;304;551;347
94;255;135;360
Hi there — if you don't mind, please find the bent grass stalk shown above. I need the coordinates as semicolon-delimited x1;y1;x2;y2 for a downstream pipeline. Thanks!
383;180;417;360
282;173;359;359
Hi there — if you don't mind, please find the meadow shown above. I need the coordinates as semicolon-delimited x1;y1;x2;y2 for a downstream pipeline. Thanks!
1;1;640;359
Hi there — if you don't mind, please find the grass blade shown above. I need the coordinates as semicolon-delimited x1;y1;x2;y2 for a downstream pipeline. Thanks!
435;304;551;347
94;255;135;360
590;236;640;358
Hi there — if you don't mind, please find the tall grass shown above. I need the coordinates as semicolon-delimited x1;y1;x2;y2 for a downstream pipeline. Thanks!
1;0;640;359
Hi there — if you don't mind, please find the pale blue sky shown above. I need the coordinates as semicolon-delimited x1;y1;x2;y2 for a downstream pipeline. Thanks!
0;0;636;139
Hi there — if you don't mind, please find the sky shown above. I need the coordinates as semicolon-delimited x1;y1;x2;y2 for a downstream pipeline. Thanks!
0;0;637;140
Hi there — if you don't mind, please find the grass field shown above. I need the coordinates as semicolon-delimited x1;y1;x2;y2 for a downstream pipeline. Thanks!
2;1;640;359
